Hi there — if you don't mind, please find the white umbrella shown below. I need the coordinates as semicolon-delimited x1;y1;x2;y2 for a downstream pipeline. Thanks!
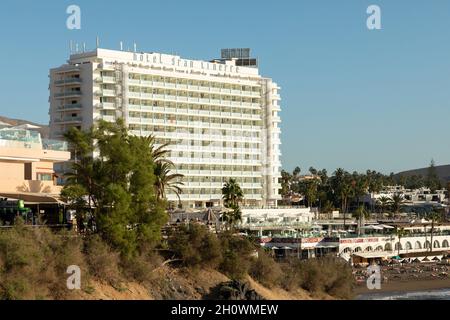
380;224;395;229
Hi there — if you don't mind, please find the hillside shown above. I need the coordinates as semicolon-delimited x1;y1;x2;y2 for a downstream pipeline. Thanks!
71;266;321;300
395;165;450;184
0;115;49;139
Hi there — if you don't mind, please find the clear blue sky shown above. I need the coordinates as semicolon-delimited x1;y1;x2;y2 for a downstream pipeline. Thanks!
0;0;449;174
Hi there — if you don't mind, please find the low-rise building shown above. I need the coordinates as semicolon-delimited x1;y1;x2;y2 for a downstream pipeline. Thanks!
0;126;70;225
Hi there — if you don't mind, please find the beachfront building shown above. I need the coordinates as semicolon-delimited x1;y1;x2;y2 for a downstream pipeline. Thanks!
0;125;70;224
49;47;282;209
254;220;450;263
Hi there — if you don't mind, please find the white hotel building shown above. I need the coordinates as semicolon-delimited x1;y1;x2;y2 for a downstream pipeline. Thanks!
49;48;282;208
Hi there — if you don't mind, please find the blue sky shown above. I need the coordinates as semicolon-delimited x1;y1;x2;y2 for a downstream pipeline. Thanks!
0;0;449;174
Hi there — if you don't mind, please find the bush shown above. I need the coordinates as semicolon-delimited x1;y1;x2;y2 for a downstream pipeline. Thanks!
249;250;282;288
169;224;222;269
286;255;354;299
0;221;86;300
84;235;121;284
219;232;255;280
120;247;162;283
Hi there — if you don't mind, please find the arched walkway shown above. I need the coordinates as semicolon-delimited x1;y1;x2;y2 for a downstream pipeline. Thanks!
405;242;412;250
343;247;352;254
443;240;449;248
415;241;422;249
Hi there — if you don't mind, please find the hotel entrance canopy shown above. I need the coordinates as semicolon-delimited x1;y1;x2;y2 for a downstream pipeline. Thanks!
0;192;65;204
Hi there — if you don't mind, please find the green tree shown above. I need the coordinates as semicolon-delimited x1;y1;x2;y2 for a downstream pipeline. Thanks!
222;179;244;229
354;206;369;236
395;227;406;256
377;196;391;216
298;180;318;208
389;194;406;218
62;119;168;258
427;211;441;253
426;159;441;192
153;161;184;202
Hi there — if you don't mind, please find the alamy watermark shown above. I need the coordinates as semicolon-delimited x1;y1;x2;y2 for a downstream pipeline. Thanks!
366;264;381;290
66;5;81;30
66;265;81;290
367;5;381;30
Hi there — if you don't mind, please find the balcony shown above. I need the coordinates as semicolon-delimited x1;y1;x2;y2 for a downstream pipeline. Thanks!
102;89;116;97
56;103;82;111
54;90;81;98
54;78;82;86
53;116;83;123
102;76;116;84
96;102;116;110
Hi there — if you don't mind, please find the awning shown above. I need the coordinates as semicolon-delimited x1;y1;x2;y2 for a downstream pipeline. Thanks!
0;192;65;204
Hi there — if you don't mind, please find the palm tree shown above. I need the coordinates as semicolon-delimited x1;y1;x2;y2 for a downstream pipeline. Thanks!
395;227;406;256
139;135;171;164
389;194;406;219
354;206;369;236
222;178;244;208
341;182;354;227
377;196;391;216
153;162;184;202
428;211;441;253
222;179;244;230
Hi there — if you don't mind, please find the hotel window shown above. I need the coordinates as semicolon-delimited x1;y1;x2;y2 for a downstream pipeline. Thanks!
37;173;52;181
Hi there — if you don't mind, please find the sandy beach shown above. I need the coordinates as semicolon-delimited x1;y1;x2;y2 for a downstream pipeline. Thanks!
353;262;450;295
354;278;450;295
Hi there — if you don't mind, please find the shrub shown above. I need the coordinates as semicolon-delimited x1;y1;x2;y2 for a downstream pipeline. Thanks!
249;249;282;288
288;255;354;299
169;224;222;268
84;235;121;284
219;232;254;280
120;250;162;283
0;221;86;299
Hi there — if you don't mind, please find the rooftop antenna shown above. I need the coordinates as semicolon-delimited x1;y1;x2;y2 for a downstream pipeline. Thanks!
70;40;73;54
96;36;100;48
75;43;79;53
134;42;137;53
120;41;123;51
83;42;86;52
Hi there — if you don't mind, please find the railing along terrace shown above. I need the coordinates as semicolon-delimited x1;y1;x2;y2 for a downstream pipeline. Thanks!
42;139;68;151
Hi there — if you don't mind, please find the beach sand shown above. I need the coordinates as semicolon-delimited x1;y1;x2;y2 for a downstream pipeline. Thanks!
354;278;450;295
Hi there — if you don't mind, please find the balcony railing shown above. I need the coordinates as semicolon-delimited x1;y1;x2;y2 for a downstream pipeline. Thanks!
42;139;68;151
54;78;82;85
54;91;81;98
57;103;82;110
54;116;83;123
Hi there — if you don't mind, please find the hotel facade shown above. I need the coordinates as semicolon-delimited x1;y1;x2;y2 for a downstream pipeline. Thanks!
49;48;282;208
